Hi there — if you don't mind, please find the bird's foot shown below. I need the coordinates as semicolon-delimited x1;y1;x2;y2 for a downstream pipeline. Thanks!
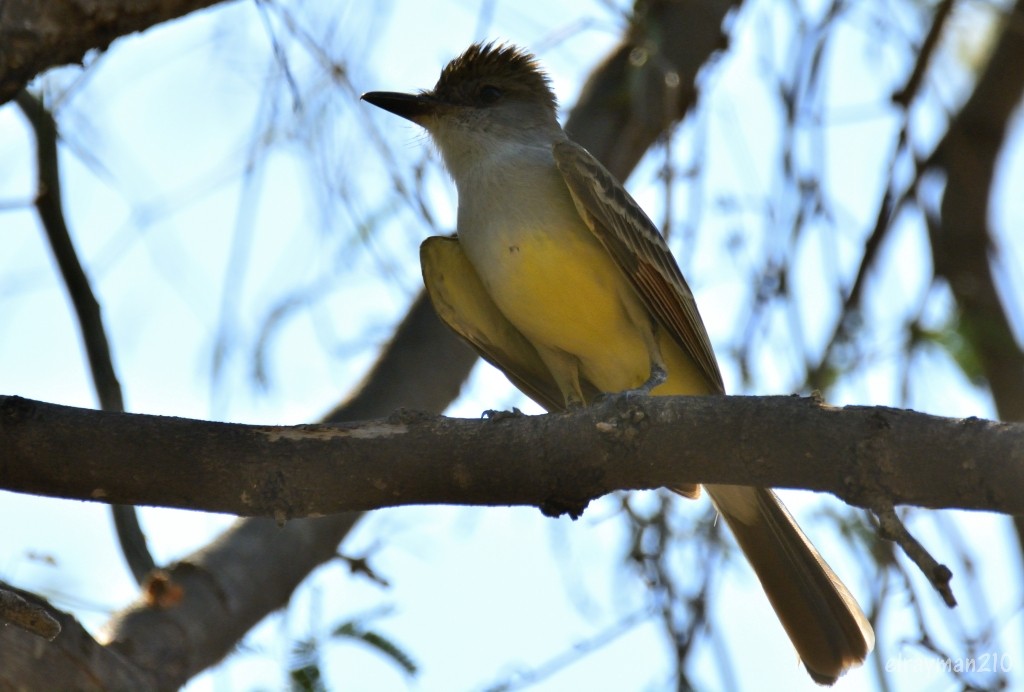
603;363;667;402
482;407;525;421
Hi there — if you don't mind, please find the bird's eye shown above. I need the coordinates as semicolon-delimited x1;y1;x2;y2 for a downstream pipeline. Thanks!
479;85;503;104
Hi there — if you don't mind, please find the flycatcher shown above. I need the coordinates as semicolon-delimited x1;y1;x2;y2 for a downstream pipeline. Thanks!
363;42;874;684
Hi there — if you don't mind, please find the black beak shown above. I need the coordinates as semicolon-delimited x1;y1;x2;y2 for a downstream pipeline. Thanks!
361;91;436;123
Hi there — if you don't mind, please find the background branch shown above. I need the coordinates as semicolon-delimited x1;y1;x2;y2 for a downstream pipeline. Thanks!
930;1;1024;424
0;581;157;690
807;0;955;389
0;0;226;105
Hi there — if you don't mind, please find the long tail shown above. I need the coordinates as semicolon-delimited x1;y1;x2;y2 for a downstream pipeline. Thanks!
702;484;874;685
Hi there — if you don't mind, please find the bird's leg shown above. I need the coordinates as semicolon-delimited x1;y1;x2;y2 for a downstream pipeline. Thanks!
614;360;666;399
635;361;667;393
593;316;669;403
621;322;667;397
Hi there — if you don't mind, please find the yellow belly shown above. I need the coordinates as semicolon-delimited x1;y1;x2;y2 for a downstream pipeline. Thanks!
496;229;649;388
466;219;711;398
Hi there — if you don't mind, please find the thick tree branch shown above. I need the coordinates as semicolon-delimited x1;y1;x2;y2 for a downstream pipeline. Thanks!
0;581;156;690
0;0;228;105
102;515;362;690
3;394;1020;516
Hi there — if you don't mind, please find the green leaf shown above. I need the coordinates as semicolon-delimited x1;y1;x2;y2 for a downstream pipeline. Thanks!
289;638;326;692
331;621;418;676
912;314;985;384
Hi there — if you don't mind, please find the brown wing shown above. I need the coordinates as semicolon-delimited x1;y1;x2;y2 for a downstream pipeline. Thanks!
420;235;601;412
552;140;724;395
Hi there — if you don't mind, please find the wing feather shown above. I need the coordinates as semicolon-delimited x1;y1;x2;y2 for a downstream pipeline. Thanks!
553;140;724;394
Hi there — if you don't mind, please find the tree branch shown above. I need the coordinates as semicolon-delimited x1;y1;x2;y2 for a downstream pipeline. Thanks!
3;393;1019;516
0;581;156;690
0;0;227;105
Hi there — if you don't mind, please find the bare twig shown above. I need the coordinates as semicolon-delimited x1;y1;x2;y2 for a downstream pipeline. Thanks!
480;608;651;692
337;553;391;588
873;504;956;607
807;0;957;388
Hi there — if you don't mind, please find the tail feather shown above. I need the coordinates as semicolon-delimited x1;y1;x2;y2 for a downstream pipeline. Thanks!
702;484;874;685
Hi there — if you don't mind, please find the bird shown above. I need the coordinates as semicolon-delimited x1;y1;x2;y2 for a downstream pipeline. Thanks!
362;41;874;685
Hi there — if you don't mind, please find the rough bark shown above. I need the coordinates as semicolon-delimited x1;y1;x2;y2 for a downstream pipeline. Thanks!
3;393;1021;516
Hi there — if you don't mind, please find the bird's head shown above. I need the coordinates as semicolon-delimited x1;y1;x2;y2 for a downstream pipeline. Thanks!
362;42;562;174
